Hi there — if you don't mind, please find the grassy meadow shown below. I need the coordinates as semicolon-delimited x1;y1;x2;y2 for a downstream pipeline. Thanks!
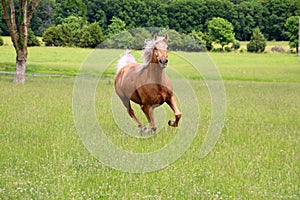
0;41;300;199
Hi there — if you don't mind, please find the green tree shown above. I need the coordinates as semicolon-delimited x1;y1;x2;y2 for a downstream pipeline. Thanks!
207;17;235;50
247;28;266;53
106;16;126;37
168;0;206;34
27;28;40;46
42;26;62;46
0;4;7;35
43;16;86;47
260;0;299;40
52;0;86;25
84;0;107;29
233;0;264;41
285;16;299;53
205;0;236;23
79;22;105;48
30;0;54;36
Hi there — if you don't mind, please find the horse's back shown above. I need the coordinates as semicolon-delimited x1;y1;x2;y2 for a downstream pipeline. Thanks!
115;63;140;84
114;63;140;99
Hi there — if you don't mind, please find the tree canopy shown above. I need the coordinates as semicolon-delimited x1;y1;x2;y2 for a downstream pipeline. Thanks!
1;0;300;42
285;16;299;53
208;17;235;49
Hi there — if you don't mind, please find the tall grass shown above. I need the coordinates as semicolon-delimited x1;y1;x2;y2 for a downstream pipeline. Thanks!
0;46;299;199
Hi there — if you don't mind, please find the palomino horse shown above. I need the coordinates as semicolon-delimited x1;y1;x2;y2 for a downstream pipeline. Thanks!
114;34;181;133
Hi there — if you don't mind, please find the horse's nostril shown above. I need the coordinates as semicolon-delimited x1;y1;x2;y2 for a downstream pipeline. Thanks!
166;59;168;63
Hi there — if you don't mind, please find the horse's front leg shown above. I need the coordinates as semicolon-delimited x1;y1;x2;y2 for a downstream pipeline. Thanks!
167;96;182;127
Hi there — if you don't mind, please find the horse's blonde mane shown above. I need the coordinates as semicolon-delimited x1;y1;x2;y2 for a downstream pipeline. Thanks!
141;36;166;66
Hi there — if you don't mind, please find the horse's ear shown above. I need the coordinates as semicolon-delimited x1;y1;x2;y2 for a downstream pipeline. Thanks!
163;34;169;42
153;33;158;41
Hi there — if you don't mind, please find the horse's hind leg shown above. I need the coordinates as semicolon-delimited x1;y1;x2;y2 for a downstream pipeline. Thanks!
121;97;143;128
141;104;156;132
167;96;182;127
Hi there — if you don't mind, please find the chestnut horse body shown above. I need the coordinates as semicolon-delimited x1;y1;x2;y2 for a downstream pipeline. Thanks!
114;34;181;132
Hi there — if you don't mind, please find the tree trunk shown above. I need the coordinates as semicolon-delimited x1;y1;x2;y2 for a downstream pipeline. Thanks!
14;50;27;83
1;0;40;83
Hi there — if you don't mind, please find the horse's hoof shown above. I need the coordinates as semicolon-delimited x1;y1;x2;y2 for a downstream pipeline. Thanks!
151;127;157;134
139;125;148;132
168;120;177;127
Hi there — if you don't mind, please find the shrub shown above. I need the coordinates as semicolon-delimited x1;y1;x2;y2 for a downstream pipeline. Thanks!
211;47;223;52
79;22;105;48
43;16;86;47
0;36;3;46
43;26;63;46
224;46;232;52
129;28;152;50
188;30;208;51
232;40;240;50
247;28;266;53
100;31;133;49
28;28;41;46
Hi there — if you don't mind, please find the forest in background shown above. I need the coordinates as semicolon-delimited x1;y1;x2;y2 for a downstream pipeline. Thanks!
0;0;299;50
1;0;299;40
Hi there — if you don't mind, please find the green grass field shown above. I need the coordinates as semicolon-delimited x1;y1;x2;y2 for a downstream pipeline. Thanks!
0;44;300;199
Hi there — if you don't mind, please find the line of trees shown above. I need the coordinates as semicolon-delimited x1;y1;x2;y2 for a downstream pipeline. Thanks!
0;0;299;51
1;0;299;40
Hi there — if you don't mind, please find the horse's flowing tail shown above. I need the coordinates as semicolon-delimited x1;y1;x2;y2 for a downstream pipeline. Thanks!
116;50;137;73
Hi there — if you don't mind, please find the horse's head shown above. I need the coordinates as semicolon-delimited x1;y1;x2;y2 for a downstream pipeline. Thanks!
153;34;168;68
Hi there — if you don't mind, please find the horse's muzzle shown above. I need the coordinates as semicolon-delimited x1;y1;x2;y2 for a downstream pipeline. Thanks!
159;59;168;68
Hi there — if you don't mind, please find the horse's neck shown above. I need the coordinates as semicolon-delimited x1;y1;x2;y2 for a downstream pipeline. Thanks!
144;63;166;83
139;63;167;84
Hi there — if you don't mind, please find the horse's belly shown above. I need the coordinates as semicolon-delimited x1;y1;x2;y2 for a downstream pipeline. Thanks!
131;84;172;106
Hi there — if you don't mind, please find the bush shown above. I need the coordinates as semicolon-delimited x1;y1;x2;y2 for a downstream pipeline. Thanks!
211;47;223;52
43;25;71;47
0;36;3;46
43;16;106;48
232;40;240;50
129;28;152;50
100;29;204;52
224;46;232;52
247;28;266;53
188;30;208;51
79;22;105;48
43;16;86;47
100;31;134;49
28;28;41;46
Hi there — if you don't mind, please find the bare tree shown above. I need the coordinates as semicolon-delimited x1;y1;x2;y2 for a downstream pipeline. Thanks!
1;0;40;83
